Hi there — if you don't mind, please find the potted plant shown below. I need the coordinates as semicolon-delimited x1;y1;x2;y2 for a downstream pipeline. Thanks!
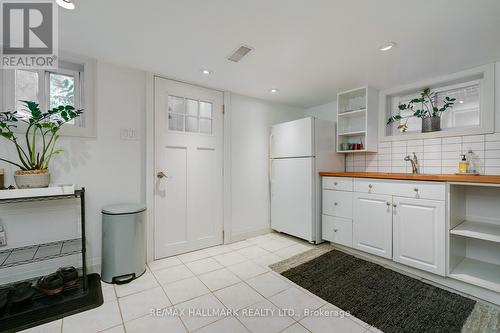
0;101;83;189
387;87;456;133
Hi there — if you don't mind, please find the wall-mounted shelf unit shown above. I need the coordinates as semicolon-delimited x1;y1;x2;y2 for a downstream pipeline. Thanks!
448;183;500;293
336;86;378;153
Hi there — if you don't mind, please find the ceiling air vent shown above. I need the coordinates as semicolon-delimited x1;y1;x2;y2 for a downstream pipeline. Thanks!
227;45;253;62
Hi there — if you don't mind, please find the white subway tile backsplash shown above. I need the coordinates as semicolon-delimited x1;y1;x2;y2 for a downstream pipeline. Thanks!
378;147;391;155
424;152;442;160
486;141;500;150
442;151;461;159
378;154;392;161
392;141;407;147
424;159;442;167
462;142;485;152
424;145;442;153
486;150;500;158
463;135;485;143
392;146;407;154
485;159;500;167
423;166;442;174
346;132;500;175
442;137;462;144
424;138;442;145
485;167;500;175
442;143;461;152
486;133;500;142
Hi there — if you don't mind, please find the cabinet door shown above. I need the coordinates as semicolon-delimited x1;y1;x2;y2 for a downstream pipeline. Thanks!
392;197;446;276
353;193;393;259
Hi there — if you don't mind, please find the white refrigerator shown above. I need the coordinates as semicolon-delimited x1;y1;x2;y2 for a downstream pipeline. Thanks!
270;117;344;243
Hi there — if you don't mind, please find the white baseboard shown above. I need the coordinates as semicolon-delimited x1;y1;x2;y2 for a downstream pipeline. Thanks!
228;227;272;244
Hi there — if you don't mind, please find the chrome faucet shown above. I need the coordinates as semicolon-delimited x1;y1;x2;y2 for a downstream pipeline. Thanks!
404;152;420;174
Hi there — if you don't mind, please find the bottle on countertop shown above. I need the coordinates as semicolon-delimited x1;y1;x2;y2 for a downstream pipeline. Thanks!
458;154;469;174
466;149;477;174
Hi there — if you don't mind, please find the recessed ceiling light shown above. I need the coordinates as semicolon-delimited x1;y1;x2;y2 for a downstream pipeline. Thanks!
270;88;279;93
56;0;75;10
459;100;464;104
201;69;211;75
379;42;396;51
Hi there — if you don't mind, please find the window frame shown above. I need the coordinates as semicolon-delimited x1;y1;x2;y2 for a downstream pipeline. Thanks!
379;64;495;141
1;52;96;137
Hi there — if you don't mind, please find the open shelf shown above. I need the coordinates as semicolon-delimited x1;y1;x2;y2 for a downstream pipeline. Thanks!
0;239;82;269
337;149;367;153
451;220;500;244
449;257;500;293
338;130;366;136
0;185;75;201
338;108;366;117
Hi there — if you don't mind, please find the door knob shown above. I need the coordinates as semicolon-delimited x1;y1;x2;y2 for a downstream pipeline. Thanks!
386;202;391;206
157;171;168;179
334;202;338;206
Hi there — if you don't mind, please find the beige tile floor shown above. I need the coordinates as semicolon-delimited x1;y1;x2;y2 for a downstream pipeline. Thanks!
21;232;381;333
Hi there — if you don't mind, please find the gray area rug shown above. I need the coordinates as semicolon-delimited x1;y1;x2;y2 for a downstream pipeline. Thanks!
274;249;482;333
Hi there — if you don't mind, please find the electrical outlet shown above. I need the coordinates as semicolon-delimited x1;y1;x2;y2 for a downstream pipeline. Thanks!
120;128;139;141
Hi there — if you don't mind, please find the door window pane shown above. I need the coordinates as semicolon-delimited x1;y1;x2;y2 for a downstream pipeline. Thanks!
199;118;212;134
168;113;184;131
186;99;198;116
168;96;185;114
199;101;212;118
186;116;198;132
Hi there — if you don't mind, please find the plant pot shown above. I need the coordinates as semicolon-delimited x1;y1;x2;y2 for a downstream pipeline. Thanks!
421;117;441;133
14;170;50;189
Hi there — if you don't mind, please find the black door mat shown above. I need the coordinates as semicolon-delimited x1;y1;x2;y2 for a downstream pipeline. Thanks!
1;273;103;333
280;250;476;333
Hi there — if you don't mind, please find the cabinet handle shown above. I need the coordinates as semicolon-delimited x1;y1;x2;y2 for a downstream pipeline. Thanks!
368;184;373;188
333;229;338;232
393;203;397;207
334;202;338;206
386;202;391;206
414;188;419;192
334;182;338;186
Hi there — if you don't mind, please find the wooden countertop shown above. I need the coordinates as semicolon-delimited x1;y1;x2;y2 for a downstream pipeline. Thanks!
318;172;500;184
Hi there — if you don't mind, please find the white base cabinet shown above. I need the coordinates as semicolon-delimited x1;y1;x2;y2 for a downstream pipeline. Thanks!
322;177;446;277
352;193;393;259
392;197;446;275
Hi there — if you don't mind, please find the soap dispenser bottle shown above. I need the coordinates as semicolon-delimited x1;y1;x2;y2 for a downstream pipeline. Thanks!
466;149;477;174
459;155;468;174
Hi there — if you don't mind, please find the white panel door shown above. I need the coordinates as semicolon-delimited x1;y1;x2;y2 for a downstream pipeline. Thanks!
353;193;393;259
393;197;446;275
270;117;313;158
271;157;314;241
154;77;223;258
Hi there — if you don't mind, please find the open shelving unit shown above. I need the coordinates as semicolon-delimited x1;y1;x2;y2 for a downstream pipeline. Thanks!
336;86;378;153
0;187;103;332
448;183;500;293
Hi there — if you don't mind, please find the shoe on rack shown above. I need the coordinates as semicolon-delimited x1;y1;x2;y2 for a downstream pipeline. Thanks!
37;273;64;295
10;282;35;305
57;266;79;286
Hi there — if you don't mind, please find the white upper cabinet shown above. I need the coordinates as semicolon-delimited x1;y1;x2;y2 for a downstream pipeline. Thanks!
392;197;446;276
337;86;378;153
352;192;393;259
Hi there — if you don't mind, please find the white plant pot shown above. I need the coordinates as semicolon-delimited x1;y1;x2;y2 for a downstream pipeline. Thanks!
14;172;50;189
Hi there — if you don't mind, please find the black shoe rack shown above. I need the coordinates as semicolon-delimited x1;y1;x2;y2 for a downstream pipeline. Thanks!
0;188;103;332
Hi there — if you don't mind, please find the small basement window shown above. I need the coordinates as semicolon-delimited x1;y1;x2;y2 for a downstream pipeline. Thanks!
1;56;96;137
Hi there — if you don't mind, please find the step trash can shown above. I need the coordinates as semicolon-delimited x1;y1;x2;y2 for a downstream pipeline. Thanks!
101;203;146;284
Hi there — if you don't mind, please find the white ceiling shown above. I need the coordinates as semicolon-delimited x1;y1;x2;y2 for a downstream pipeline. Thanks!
60;0;500;108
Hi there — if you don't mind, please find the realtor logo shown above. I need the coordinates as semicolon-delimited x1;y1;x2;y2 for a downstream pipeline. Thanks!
1;0;58;68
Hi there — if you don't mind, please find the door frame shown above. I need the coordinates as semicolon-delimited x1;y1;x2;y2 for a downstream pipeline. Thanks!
145;73;232;262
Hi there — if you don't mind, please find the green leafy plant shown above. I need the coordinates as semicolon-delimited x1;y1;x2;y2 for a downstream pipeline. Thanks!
0;101;83;171
387;87;456;132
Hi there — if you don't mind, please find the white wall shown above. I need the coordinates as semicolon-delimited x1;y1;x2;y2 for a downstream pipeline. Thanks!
304;100;337;122
227;93;304;241
0;62;146;272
